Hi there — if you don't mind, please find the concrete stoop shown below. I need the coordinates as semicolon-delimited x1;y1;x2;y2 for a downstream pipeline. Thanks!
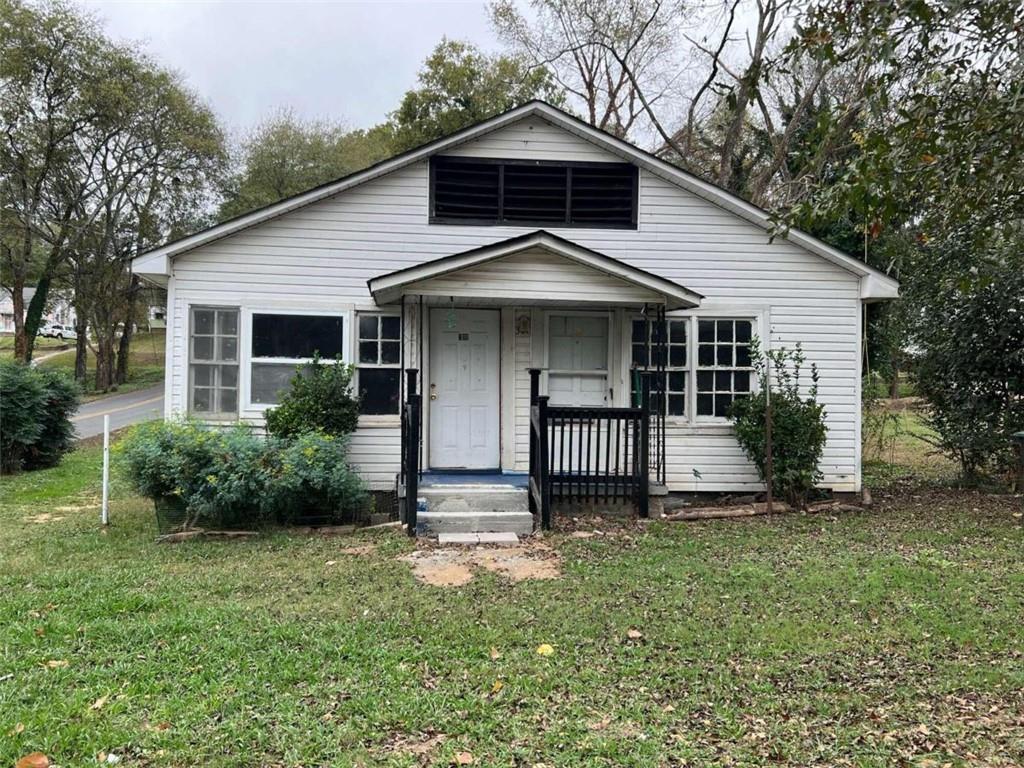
416;484;534;536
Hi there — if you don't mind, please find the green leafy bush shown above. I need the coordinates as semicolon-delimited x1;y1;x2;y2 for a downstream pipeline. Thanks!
0;360;80;473
912;252;1024;482
118;419;366;530
263;432;367;523
264;355;360;439
729;341;828;508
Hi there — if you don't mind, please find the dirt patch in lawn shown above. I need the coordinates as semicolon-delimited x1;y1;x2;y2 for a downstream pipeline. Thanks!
25;512;66;524
400;542;561;587
377;731;447;764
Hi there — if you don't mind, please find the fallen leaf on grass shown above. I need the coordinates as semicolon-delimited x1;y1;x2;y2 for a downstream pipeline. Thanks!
489;646;500;660
626;628;643;640
489;680;504;696
90;695;109;710
325;560;337;566
11;722;25;735
536;643;554;656
44;659;68;669
454;752;474;765
15;753;49;768
588;715;612;731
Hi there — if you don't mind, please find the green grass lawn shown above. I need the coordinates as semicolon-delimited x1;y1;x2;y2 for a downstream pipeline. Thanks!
2;445;1023;766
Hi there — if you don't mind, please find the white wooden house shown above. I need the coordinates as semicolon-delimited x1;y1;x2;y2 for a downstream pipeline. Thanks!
133;101;898;531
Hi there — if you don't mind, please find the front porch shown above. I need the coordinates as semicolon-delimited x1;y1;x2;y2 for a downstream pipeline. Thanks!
368;231;700;535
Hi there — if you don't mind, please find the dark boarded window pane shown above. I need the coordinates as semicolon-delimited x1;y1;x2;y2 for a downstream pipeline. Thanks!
734;370;751;392
381;316;401;340
503;164;568;224
668;395;686;415
432;158;500;221
698;344;715;366
669;321;686;343
631;320;646;342
359;341;378;364
714;394;731;417
359;369;400;415
697;371;713;391
253;314;343;359
669;346;686;366
632;343;648;367
716;320;734;342
698;319;715;343
736;345;752;367
736;321;752;343
358;315;378;340
381;341;400;364
716;344;733;366
569;164;636;226
715;371;731;390
697;393;713;415
669;371;686;391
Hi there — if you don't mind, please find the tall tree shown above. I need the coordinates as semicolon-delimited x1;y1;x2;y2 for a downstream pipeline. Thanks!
218;110;392;221
388;39;563;152
67;50;224;391
490;0;689;139
0;0;107;361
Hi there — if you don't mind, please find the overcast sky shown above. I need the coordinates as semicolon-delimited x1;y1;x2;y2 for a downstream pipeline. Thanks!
85;1;500;135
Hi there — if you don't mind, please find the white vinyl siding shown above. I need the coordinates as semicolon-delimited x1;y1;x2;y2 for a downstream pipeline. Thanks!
166;115;863;491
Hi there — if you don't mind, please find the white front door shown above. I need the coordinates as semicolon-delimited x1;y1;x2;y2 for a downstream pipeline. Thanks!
428;308;501;469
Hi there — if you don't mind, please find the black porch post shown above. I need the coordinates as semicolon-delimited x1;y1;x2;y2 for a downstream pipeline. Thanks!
528;369;541;516
638;374;651;518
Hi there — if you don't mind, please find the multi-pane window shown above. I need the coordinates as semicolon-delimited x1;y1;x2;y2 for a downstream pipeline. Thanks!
696;319;753;417
631;318;687;416
189;307;239;416
250;313;345;405
357;314;401;415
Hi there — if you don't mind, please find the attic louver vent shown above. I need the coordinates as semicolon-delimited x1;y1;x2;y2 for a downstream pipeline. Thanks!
430;156;637;229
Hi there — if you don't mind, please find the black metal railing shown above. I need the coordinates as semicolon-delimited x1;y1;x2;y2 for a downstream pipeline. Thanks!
400;368;421;536
529;369;650;529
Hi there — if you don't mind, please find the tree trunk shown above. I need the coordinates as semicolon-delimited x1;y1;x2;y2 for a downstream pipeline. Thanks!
888;365;900;399
116;319;133;385
74;318;88;382
11;281;27;361
22;274;53;363
94;332;117;392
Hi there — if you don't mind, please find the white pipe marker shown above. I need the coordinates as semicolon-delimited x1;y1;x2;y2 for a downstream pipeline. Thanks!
101;413;110;526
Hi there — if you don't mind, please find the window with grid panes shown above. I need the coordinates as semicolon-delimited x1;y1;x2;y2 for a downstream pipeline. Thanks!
696;318;753;417
189;307;239;416
630;318;687;416
357;314;401;415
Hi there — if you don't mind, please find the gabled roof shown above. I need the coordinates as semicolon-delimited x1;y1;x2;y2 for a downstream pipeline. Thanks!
367;230;703;310
132;100;899;300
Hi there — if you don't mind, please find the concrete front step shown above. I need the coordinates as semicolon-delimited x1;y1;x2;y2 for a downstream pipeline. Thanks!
416;485;533;535
418;510;534;535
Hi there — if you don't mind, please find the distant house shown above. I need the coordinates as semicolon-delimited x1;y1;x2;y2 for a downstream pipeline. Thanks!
0;288;76;334
133;101;898;533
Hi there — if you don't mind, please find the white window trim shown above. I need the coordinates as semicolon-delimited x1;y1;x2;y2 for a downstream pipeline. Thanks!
241;307;351;412
187;304;240;422
627;312;690;418
543;309;615;406
619;306;768;426
355;310;403;425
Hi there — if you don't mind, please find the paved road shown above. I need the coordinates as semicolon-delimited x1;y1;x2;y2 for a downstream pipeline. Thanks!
73;384;164;439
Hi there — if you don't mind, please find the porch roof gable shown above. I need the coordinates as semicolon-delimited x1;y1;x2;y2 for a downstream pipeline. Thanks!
367;231;703;310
